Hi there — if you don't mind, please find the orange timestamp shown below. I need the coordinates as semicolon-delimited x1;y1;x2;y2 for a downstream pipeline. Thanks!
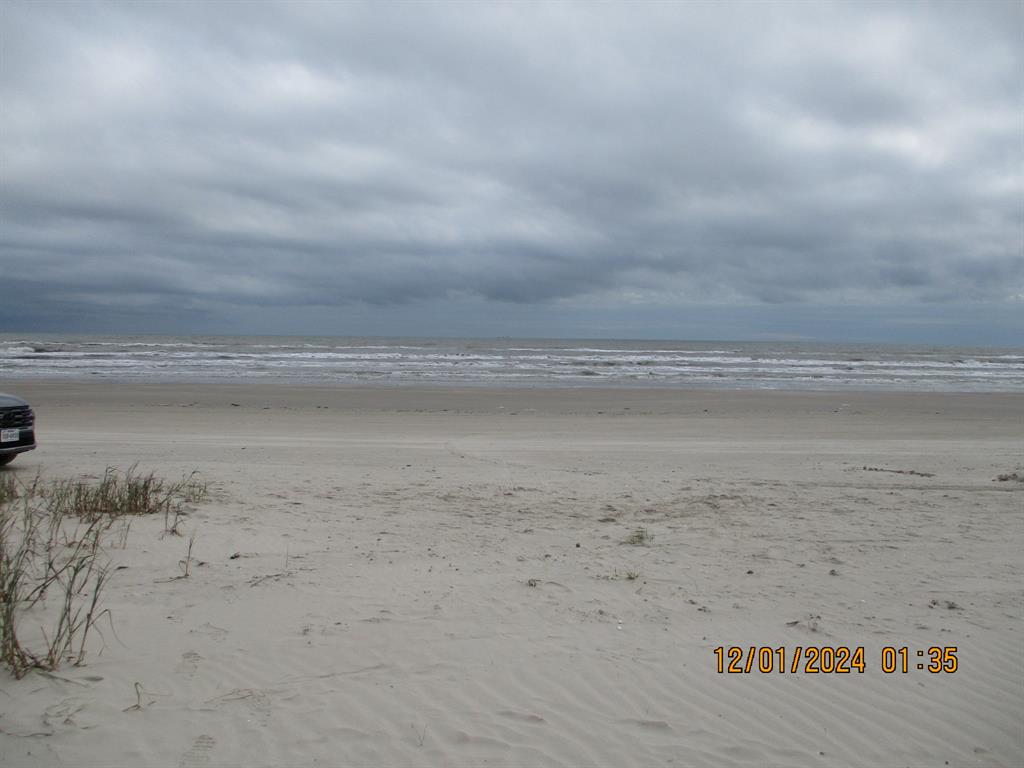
713;646;959;674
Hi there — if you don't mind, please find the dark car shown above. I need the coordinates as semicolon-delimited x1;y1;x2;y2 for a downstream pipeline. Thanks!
0;393;36;466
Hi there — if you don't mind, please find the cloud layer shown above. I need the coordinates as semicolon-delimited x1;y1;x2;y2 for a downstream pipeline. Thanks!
2;1;1021;338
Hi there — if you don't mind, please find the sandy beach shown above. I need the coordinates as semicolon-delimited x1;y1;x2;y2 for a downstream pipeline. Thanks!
1;382;1021;767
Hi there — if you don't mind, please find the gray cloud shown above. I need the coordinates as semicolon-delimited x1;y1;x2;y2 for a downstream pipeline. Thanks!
1;0;1021;339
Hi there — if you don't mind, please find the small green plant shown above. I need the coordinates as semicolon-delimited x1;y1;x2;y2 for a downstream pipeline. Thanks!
156;531;201;584
179;472;209;503
625;571;640;581
624;527;652;546
180;533;196;578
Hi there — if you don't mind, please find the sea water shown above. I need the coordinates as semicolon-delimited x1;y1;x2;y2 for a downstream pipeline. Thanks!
1;334;1022;392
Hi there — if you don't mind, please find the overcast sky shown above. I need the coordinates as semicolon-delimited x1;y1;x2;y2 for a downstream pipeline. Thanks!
1;1;1021;344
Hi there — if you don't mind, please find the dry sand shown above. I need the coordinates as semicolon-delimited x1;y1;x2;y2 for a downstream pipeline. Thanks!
1;382;1021;767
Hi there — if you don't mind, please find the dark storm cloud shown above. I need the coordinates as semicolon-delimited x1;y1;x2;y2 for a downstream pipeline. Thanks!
1;0;1021;335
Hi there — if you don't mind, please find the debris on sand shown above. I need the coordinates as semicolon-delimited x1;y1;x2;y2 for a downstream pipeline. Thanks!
862;466;934;478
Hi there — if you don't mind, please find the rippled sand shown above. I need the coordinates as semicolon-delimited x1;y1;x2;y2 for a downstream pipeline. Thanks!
1;383;1021;767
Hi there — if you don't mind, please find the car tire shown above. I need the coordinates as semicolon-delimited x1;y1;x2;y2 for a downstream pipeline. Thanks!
0;455;16;466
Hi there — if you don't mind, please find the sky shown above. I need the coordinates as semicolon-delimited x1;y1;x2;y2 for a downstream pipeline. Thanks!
1;1;1021;345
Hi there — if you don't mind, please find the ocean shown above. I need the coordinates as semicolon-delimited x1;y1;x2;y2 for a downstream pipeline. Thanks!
1;334;1022;392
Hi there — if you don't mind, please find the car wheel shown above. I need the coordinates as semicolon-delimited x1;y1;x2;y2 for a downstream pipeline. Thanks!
0;455;16;466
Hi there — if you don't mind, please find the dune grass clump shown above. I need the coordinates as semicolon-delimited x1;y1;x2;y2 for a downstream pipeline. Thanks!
45;466;208;532
0;467;209;678
624;527;653;546
0;491;111;678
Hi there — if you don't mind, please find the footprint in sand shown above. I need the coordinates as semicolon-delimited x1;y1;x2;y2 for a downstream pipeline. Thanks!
41;698;87;731
176;650;202;678
178;734;215;768
189;622;229;642
206;688;274;726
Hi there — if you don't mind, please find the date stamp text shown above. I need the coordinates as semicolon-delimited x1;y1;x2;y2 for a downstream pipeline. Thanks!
713;646;958;674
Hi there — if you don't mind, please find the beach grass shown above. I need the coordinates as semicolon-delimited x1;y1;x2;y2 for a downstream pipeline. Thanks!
44;466;208;531
624;527;653;546
0;468;208;678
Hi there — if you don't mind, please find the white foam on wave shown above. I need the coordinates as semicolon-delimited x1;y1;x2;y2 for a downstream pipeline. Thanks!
0;345;35;357
2;336;1022;392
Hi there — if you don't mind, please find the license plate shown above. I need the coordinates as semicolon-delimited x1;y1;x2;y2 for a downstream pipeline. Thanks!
1;429;19;443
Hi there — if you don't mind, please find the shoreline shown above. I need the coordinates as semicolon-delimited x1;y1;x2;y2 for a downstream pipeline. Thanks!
3;373;1023;395
12;376;1024;404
